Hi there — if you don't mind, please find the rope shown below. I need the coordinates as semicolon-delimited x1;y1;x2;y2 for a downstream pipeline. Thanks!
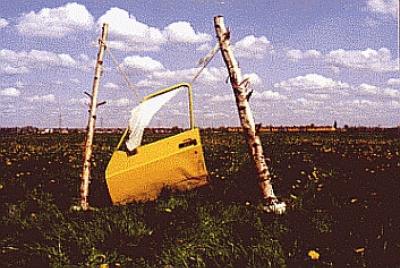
98;38;138;100
100;38;219;99
191;42;220;83
106;47;139;100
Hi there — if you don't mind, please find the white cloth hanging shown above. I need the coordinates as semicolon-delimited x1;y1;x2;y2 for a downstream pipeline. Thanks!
126;88;183;151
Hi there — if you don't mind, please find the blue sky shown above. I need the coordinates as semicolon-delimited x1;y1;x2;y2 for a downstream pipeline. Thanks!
0;0;399;128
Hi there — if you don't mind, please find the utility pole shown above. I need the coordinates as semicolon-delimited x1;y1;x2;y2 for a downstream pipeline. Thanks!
79;23;109;211
214;16;285;214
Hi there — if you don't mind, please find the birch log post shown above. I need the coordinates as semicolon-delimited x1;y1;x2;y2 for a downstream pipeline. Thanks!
214;16;285;214
79;23;109;211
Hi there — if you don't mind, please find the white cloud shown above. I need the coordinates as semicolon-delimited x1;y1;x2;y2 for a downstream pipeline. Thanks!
136;68;196;88
356;83;400;98
304;93;331;100
203;112;229;118
274;73;349;93
98;8;212;52
79;53;90;62
15;81;25;88
16;2;94;38
97;7;165;52
104;82;119;89
285;47;398;73
293;97;324;107
0;64;29;75
367;0;399;19
97;7;220;53
352;99;378;107
123;55;164;72
0;87;21;97
252;90;287;100
163;21;211;43
243;73;262;86
196;43;212;52
286;49;321;61
207;76;276;103
69;97;88;106
211;94;234;102
388;100;400;108
137;66;226;88
326;48;398;72
0;18;9;29
382;87;400;97
233;35;273;59
358;83;379;94
0;49;78;70
70;78;80;84
387;78;400;86
27;94;56;103
136;64;264;95
198;67;228;84
108;98;130;107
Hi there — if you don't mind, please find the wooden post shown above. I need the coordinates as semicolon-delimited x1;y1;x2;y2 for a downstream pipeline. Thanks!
79;23;109;211
214;16;285;214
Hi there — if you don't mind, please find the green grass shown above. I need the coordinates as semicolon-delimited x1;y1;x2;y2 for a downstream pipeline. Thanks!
1;131;399;267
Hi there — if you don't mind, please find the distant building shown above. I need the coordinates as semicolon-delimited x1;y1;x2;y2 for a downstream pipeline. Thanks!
0;127;18;135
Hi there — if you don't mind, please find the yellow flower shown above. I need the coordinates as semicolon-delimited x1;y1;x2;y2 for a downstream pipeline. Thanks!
308;249;320;260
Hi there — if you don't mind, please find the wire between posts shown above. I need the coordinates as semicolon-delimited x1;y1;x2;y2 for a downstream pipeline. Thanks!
191;42;220;84
99;39;139;100
98;39;219;102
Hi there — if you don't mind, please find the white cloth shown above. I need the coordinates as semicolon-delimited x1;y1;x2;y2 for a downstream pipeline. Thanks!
126;88;183;151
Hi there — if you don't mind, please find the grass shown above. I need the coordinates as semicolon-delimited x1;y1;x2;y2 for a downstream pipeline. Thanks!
0;130;399;267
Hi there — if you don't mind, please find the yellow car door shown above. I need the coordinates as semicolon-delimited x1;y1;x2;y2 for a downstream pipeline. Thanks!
105;83;209;204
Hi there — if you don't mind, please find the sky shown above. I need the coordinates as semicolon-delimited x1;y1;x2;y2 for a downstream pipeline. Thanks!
0;0;399;128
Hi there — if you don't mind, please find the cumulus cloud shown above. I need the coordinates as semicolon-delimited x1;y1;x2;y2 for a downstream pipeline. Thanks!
367;0;399;19
16;2;94;38
387;78;400;86
70;78;80;84
68;97;88;106
98;7;165;52
284;47;398;73
352;99;379;107
292;97;324;107
98;8;212;51
0;87;21;97
211;94;234;102
196;73;272;103
136;68;197;88
0;64;29;75
123;55;164;72
357;83;400;98
137;66;226;88
163;21;211;43
108;98;130;107
243;73;262;86
326;47;398;72
304;93;331;100
274;73;349;93
0;18;9;29
357;83;379;94
233;35;273;59
104;82;119;89
27;94;56;103
0;49;79;71
252;90;287;100
196;43;212;52
286;49;322;61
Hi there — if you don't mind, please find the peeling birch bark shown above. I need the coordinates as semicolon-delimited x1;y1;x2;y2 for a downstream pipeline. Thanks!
214;16;285;214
